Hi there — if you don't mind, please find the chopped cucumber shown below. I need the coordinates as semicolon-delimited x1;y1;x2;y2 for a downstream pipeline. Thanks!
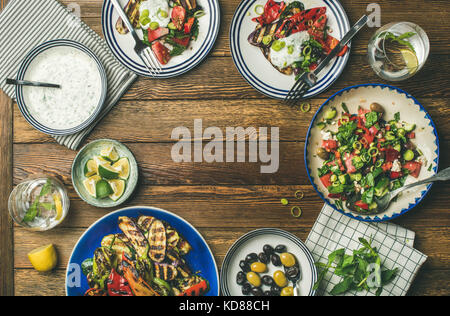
404;123;416;132
403;149;415;161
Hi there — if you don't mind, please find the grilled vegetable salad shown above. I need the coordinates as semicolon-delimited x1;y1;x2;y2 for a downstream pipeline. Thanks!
116;0;204;65
248;1;348;78
83;145;130;201
82;216;209;296
316;102;426;213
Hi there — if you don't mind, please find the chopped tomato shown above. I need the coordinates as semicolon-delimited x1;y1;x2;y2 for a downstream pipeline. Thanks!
390;171;403;180
171;5;186;30
252;0;287;25
407;132;416;139
369;125;379;135
385;148;400;162
184;17;195;34
354;201;369;211
151;41;171;65
148;27;169;43
362;133;375;147
404;161;422;178
382;161;393;172
320;173;333;188
309;62;318;71
322;140;338;151
344;153;357;174
171;36;190;47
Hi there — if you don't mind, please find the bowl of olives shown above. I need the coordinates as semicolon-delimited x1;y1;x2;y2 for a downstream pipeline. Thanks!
220;228;318;296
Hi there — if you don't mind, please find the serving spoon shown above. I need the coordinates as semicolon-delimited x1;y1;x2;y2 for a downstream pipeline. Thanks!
372;167;450;214
5;78;61;89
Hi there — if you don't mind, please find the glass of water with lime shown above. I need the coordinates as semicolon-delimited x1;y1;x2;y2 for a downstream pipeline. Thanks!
368;22;430;81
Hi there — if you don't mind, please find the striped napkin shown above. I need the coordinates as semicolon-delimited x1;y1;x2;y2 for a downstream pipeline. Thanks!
306;205;427;296
0;0;137;150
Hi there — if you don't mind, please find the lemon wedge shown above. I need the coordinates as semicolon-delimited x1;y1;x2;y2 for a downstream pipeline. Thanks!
400;49;419;74
28;244;58;272
53;193;63;221
108;179;126;201
83;175;101;198
84;159;97;177
112;158;130;180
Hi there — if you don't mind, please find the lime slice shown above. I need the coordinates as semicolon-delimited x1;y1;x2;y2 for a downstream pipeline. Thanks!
98;163;120;180
400;49;419;74
100;145;120;163
84;159;97;177
108;179;126;201
96;180;113;199
83;175;101;198
112;158;130;180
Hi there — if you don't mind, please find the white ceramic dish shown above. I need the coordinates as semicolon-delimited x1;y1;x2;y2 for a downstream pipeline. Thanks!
305;84;440;222
230;0;350;99
221;228;317;296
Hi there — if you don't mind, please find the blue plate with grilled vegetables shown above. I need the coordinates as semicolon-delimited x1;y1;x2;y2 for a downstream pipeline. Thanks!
66;206;219;296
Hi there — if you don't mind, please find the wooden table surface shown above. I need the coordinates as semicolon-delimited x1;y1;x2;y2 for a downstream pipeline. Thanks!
1;0;449;296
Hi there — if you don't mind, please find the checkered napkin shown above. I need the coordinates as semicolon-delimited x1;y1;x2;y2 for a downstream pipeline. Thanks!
0;0;138;150
306;205;427;296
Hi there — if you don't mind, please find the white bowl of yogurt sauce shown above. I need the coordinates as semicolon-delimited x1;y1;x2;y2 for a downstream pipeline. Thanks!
15;40;107;136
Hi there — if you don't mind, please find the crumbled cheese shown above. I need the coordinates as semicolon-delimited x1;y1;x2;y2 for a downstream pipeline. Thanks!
321;131;333;141
392;159;402;172
354;181;362;192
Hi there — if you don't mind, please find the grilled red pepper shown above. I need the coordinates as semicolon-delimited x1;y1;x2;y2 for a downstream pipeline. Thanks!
252;0;286;25
354;201;369;211
178;280;209;296
151;41;171;65
106;269;133;297
172;5;186;30
184;17;195;34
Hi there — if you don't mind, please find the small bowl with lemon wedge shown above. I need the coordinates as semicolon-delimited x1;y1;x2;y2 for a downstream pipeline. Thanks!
72;139;138;208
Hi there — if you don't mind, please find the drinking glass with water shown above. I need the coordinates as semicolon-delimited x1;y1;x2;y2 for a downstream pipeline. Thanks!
368;22;430;81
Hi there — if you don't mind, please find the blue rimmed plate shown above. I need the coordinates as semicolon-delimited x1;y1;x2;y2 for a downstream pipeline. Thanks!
230;0;350;99
66;206;219;296
101;0;220;78
221;228;317;296
15;39;107;136
305;84;440;222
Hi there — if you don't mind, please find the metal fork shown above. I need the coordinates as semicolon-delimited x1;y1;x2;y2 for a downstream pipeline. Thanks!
110;0;162;77
285;15;369;106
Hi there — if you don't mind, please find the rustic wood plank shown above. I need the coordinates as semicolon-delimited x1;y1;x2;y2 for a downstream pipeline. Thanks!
0;90;14;296
12;98;450;144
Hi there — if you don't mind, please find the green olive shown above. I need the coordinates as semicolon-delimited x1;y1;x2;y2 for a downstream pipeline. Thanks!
273;270;288;288
370;102;385;114
280;253;296;268
251;262;267;273
246;272;261;287
281;286;294;296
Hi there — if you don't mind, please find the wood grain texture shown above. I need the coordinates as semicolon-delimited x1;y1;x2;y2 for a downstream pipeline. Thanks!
5;0;450;296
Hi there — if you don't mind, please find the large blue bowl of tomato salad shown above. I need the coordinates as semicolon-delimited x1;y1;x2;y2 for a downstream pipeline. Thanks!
305;84;439;222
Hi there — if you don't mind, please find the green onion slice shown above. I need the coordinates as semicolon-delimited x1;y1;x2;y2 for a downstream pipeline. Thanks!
291;206;302;218
369;147;379;157
295;190;304;200
300;103;311;113
255;4;264;15
194;10;206;18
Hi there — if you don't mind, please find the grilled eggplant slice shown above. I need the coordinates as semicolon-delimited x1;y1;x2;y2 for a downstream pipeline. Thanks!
118;216;149;258
148;220;167;262
116;0;142;35
154;263;178;281
177;0;197;11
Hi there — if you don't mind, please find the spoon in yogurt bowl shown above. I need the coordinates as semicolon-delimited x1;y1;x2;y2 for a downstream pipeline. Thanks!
6;78;61;89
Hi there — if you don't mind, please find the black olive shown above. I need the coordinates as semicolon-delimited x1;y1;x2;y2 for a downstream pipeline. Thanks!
251;287;264;296
271;253;282;266
263;290;273;296
236;271;246;285
245;253;258;264
262;275;274;286
270;284;281;296
285;265;301;281
263;244;274;256
258;252;268;264
242;283;252;296
275;245;287;253
239;260;251;272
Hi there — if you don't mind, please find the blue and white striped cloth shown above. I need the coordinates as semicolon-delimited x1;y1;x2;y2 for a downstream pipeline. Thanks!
0;0;137;149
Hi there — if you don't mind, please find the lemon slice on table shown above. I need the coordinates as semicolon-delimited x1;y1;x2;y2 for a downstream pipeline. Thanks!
108;179;126;201
83;175;101;198
400;49;419;74
53;193;63;221
84;159;97;177
98;163;120;180
100;145;120;163
28;244;58;272
112;157;130;180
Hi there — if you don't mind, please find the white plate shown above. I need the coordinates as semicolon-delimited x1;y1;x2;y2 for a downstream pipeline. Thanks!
305;84;440;222
221;228;317;296
230;0;350;99
101;0;220;78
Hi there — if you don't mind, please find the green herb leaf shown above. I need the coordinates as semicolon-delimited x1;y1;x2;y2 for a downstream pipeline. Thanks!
330;277;353;295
